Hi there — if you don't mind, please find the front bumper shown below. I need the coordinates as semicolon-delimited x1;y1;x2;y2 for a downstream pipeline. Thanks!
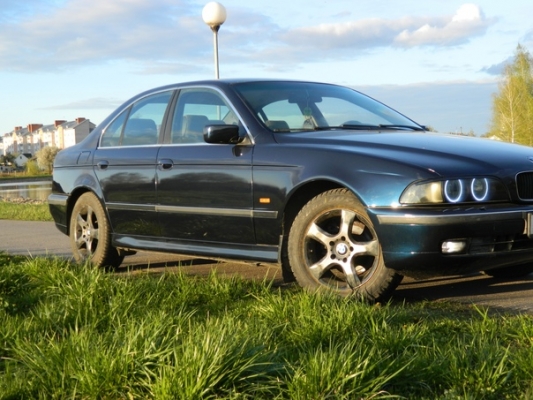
369;204;533;276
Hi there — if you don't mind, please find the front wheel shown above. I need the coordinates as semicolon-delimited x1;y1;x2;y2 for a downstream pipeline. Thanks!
69;192;124;269
287;189;402;302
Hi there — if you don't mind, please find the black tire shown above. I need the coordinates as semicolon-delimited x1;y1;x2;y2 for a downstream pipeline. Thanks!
484;264;533;279
69;192;124;269
287;189;402;302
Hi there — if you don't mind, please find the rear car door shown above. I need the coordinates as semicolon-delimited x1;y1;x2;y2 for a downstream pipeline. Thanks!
156;87;255;244
93;90;174;236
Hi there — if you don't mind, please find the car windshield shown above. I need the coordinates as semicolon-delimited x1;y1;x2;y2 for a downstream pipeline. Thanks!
232;81;423;133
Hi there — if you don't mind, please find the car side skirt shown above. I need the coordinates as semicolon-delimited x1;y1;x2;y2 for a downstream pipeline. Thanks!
112;234;280;263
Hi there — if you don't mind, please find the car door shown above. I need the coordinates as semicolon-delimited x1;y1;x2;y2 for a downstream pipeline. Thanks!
156;87;255;244
93;90;174;236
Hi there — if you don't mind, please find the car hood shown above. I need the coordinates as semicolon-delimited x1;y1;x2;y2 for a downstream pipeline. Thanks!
276;130;533;177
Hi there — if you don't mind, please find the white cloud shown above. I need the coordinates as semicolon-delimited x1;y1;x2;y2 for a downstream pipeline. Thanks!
394;4;492;47
0;1;496;74
281;18;403;49
135;60;211;75
0;0;208;72
39;97;123;110
481;58;510;75
284;3;492;52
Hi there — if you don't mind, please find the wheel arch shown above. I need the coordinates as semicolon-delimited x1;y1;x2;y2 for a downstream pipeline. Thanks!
282;179;365;235
281;184;403;300
65;187;104;236
279;179;370;283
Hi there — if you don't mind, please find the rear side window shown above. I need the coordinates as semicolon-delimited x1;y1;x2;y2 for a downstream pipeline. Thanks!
100;112;127;147
100;91;173;147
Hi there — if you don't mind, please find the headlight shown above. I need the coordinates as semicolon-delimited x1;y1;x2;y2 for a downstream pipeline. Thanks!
443;180;463;203
400;177;509;205
471;178;489;201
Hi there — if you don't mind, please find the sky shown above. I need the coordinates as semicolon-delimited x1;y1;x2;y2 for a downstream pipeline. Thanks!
1;0;532;137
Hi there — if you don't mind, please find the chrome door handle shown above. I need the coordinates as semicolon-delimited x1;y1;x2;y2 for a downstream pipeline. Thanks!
158;159;173;170
96;160;109;170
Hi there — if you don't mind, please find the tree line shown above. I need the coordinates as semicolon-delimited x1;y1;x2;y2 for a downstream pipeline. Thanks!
0;147;59;175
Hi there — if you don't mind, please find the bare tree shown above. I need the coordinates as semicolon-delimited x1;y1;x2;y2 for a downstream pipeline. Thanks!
36;146;60;174
489;44;533;145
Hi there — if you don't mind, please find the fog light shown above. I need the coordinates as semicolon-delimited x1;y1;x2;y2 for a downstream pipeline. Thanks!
442;240;467;254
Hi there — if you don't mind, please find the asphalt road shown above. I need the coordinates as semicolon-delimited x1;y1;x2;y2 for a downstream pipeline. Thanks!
2;220;533;313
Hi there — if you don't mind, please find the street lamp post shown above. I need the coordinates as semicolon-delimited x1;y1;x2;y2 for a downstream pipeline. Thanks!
202;2;226;79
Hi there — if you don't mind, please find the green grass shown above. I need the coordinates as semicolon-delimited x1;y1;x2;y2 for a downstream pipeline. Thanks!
0;173;52;221
0;173;51;181
0;201;53;221
1;252;533;399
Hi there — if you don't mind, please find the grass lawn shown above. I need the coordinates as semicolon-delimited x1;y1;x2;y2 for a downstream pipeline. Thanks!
0;200;52;221
1;177;533;398
1;252;533;399
0;173;51;181
0;173;52;221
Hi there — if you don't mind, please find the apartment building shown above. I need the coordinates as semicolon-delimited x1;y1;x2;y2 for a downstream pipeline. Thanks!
1;118;95;157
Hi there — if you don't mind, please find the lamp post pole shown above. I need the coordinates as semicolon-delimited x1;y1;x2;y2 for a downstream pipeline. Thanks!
212;24;221;79
202;2;227;79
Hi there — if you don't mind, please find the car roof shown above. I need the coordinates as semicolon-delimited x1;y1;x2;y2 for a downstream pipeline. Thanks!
145;78;332;92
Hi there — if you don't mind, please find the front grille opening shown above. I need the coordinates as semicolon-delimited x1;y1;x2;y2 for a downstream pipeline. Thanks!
516;172;533;200
467;234;533;254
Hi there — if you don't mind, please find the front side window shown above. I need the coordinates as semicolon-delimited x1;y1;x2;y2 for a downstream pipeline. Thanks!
170;88;240;144
100;91;173;147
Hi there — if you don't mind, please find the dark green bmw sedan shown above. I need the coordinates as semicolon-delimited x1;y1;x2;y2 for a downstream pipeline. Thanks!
49;79;533;301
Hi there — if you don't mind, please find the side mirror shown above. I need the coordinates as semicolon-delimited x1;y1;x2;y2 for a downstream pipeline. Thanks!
203;124;242;144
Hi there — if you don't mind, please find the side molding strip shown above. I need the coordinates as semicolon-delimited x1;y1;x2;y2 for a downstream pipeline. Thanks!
106;202;278;219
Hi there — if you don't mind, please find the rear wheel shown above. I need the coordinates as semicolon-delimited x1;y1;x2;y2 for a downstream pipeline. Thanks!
69;192;124;269
287;189;402;302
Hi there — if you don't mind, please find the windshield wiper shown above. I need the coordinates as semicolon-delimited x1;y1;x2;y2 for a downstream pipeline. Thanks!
312;124;383;130
308;124;425;132
341;124;381;130
378;124;425;131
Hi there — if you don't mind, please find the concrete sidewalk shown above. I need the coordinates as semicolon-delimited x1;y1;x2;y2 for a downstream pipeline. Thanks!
0;220;71;257
0;219;284;283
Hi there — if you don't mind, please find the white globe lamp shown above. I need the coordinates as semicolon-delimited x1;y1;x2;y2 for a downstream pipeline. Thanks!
202;2;227;79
